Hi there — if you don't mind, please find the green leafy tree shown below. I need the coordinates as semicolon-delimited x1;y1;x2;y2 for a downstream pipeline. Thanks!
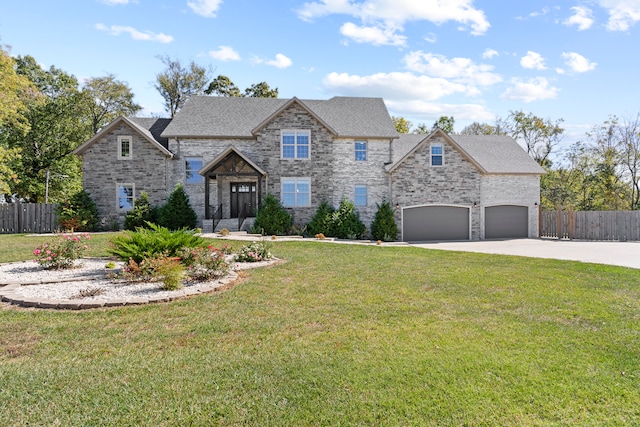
57;190;99;231
124;191;158;230
83;74;142;134
251;193;292;235
307;200;336;236
332;199;366;239
432;116;455;134
0;55;90;202
154;55;211;118
158;184;198;230
459;120;508;135
370;200;398;241
506;110;563;166
413;123;430;134
392;116;411;134
205;75;278;98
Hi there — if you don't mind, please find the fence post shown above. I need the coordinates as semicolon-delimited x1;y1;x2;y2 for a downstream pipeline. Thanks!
569;206;574;240
556;205;562;240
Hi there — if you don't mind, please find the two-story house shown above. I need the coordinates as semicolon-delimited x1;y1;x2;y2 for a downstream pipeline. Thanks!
73;95;545;241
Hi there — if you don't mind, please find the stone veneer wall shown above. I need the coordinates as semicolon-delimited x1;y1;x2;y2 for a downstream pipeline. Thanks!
480;174;541;238
80;123;169;227
389;135;482;240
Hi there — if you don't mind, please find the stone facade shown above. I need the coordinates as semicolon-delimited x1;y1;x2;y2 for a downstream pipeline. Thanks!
80;122;170;227
389;135;482;239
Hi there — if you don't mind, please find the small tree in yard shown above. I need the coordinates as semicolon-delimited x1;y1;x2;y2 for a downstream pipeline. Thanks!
124;191;158;230
251;194;292;235
307;200;335;237
371;200;398;241
158;184;197;230
57;190;99;232
332;199;366;239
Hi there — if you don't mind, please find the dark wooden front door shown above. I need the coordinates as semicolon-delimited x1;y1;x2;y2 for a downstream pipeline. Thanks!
230;182;256;218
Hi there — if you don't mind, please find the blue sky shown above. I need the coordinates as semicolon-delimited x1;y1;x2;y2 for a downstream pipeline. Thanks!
1;0;640;154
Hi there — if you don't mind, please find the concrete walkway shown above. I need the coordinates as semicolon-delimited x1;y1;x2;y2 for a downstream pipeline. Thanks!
411;238;640;269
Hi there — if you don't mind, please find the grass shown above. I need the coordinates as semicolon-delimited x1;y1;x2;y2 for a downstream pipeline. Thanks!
1;235;639;425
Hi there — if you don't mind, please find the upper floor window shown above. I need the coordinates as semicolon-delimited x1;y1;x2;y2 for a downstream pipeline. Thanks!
281;178;310;207
185;157;204;184
281;130;310;159
355;185;367;206
355;141;367;161
118;136;132;160
431;143;443;166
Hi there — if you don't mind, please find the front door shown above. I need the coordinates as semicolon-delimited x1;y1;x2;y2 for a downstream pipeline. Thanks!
230;182;256;218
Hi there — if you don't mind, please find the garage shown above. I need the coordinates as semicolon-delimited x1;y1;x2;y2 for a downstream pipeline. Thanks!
402;205;470;241
484;205;528;239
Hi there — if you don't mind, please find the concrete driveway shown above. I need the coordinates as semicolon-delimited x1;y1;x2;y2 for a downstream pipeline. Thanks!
411;239;640;270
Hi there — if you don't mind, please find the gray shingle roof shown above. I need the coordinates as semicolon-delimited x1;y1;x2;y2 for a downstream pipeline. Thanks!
128;117;171;148
161;96;399;138
390;131;545;175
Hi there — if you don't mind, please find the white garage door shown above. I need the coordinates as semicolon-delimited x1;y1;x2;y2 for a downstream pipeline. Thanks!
403;205;470;242
485;205;528;239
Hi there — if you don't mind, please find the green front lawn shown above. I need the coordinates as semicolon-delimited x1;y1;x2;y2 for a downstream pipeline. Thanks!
1;236;639;425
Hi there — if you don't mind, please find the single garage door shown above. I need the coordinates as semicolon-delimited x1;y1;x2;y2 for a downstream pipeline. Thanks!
403;205;470;241
485;205;528;239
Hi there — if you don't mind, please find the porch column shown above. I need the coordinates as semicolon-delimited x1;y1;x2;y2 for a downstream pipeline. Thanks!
204;173;210;219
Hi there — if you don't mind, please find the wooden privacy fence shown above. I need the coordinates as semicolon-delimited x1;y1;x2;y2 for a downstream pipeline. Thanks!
540;208;640;241
0;203;59;234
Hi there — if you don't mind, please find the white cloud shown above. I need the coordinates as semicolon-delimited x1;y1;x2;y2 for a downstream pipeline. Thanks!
563;6;595;30
208;45;240;61
424;32;438;43
501;77;558;103
188;0;223;18
386;99;495;122
520;51;547;70
482;48;499;59
254;53;292;69
98;0;133;5
404;51;502;87
562;52;597;72
297;0;490;46
94;23;173;43
340;22;407;46
599;0;640;31
322;71;470;101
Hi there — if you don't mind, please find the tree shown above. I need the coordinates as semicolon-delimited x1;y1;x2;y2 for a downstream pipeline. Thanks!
413;123;430;134
251;193;292;235
432;116;455;134
613;115;640;209
83;74;141;134
392;116;411;134
459;120;508;135
158;184;198;230
370;200;398;241
154;55;211;118
205;75;278;98
506;111;563;166
0;55;90;202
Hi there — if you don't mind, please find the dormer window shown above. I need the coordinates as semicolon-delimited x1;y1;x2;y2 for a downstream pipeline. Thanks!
118;136;132;159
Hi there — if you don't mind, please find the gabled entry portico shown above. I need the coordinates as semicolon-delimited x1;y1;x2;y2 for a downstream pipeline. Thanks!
198;146;267;220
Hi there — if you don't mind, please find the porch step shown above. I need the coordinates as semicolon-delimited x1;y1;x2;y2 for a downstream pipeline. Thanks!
213;217;256;233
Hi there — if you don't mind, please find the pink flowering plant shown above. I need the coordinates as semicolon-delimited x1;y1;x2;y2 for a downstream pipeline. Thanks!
178;245;230;281
33;233;91;269
235;241;272;263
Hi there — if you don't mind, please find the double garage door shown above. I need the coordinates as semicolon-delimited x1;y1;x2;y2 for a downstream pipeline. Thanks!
402;205;528;242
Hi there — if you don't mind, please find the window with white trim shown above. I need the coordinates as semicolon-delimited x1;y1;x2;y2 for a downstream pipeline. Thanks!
281;178;310;207
185;157;204;184
355;140;367;161
118;136;132;159
431;143;443;166
281;130;310;159
117;183;134;211
355;185;367;206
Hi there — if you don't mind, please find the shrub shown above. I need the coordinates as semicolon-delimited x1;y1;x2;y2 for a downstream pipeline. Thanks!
124;192;158;230
251;194;292;235
118;252;185;290
158;184;197;230
370;200;398;241
307;200;335;237
108;222;204;264
332;199;366;239
179;245;230;281
57;190;99;232
235;241;272;262
33;233;91;269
